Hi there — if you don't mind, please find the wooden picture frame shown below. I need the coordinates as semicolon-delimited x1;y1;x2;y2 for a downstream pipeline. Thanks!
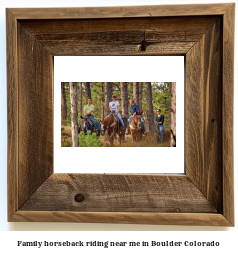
7;3;234;226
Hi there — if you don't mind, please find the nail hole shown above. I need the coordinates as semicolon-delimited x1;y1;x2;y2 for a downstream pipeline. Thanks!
211;119;215;122
74;193;85;202
176;208;180;213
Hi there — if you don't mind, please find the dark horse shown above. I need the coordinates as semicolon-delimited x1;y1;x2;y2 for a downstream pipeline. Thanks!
78;116;100;136
100;113;127;146
129;111;144;143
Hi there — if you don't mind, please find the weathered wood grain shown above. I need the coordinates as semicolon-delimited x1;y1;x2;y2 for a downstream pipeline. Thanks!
33;31;201;43
7;9;18;221
149;16;219;34
20;17;218;34
18;23;54;208
186;18;222;212
222;4;235;226
20;174;217;213
39;41;193;56
19;17;219;56
11;211;232;226
8;4;233;19
20;18;149;34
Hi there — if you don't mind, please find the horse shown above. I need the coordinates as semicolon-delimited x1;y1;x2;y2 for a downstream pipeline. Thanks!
78;116;100;136
129;111;144;143
100;113;127;147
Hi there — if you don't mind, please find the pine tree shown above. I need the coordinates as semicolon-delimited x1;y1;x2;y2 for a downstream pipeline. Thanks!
138;82;143;112
101;83;105;120
61;82;67;125
105;82;112;115
69;82;78;147
85;82;91;101
120;82;128;118
146;82;155;135
78;82;82;116
169;82;176;146
133;82;139;105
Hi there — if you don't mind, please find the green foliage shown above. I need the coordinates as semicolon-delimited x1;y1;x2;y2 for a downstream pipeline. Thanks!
78;132;103;147
64;82;171;130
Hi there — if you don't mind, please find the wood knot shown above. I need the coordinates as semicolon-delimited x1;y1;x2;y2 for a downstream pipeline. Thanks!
140;40;147;52
74;193;85;202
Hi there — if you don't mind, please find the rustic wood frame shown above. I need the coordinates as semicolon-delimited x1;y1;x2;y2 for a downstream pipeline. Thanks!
7;4;234;226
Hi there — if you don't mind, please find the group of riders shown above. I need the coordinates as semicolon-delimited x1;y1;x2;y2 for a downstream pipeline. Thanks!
81;95;165;141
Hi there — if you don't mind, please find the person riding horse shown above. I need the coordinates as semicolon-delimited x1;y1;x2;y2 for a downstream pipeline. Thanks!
104;95;126;129
126;100;147;135
101;95;127;146
80;98;100;134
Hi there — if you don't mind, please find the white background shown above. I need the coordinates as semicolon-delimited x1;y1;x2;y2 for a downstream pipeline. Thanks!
54;56;184;173
0;0;237;252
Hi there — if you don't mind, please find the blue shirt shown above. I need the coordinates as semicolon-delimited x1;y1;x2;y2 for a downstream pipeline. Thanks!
130;103;140;116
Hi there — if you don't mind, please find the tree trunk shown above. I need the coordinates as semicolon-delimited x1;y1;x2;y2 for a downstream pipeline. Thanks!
105;82;112;115
79;82;82;117
85;82;91;101
169;82;176;147
146;82;155;136
138;82;143;112
101;83;104;121
61;82;67;125
120;82;128;118
69;82;78;147
104;82;113;141
133;82;139;104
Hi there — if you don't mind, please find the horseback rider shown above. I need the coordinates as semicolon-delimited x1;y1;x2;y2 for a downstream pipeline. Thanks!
82;98;101;134
104;95;125;129
126;99;147;135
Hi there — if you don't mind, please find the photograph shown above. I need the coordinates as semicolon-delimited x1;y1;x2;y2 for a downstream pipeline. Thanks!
61;82;176;148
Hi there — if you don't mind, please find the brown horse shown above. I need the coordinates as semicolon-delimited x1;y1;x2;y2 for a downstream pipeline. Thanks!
100;113;127;146
129;111;143;143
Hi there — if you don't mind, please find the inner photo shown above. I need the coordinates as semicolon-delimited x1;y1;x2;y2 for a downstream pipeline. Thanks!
61;82;176;148
55;56;183;174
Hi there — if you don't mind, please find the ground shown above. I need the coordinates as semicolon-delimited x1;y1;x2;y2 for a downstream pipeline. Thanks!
61;126;170;147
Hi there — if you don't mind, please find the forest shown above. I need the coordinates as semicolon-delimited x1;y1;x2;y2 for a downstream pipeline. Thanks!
61;82;176;147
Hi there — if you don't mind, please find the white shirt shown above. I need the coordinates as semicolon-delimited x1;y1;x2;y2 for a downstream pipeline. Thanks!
109;101;120;113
